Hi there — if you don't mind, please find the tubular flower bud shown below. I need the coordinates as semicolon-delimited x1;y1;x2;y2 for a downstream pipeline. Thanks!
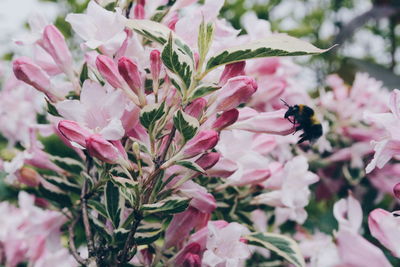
182;130;219;159
214;76;257;112
394;182;400;199
86;134;121;164
118;56;142;96
134;3;145;19
185;98;207;119
150;49;161;94
13;57;61;101
195;152;220;171
58;120;91;148
19;167;41;187
219;61;246;85
96;55;124;89
212;109;239;131
40;25;73;75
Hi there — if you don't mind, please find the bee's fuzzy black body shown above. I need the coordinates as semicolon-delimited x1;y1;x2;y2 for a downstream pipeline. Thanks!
282;100;323;144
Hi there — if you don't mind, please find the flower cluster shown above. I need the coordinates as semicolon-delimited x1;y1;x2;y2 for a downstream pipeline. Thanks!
1;0;400;267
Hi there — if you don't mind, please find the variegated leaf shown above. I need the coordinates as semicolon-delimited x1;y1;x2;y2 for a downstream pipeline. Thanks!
173;109;199;142
189;83;221;100
142;196;190;214
135;222;163;245
176;160;205;173
162;33;195;92
140;102;165;130
245;232;305;267
206;34;332;72
105;181;125;228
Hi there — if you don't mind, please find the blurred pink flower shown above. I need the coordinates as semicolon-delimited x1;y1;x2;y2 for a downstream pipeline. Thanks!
369;208;400;257
66;1;127;55
202;222;251;267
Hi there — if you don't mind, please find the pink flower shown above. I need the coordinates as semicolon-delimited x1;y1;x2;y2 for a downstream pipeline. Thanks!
229;108;294;135
195;152;220;171
150;50;161;84
365;89;400;173
12;57;61;102
251;156;319;225
213;76;257;112
165;207;209;249
55;80;126;140
180;181;217;213
86;134;127;165
39;25;73;76
211;109;239;131
175;243;202;267
202;222;251;267
65;1;127;55
58;120;91;148
185;98;207;119
96;55;124;89
336;228;392;267
333;193;362;233
181;130;219;159
219;61;246;85
394;182;400;198
369;208;400;257
118;56;143;97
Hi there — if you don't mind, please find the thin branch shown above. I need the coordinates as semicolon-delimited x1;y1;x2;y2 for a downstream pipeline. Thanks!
118;211;143;266
81;180;96;258
159;126;177;164
68;215;88;266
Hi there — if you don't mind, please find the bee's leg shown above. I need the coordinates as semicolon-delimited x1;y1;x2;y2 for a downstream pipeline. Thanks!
297;136;308;144
293;125;302;135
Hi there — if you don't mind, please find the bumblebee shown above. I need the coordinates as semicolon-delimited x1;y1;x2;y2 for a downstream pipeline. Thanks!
281;99;323;144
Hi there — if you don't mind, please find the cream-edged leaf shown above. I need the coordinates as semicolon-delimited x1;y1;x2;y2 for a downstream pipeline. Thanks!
206;34;333;71
245;232;305;267
173;109;199;142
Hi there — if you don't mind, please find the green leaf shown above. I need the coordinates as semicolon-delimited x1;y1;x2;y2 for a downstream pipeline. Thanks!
46;99;61;117
51;155;84;175
142;196;190;214
111;176;138;190
173;110;199;142
175;160;205;173
189;84;221;100
161;33;194;92
245;232;305;267
135;222;163;245
79;63;89;86
139;102;165;130
205;34;332;72
125;19;170;45
105;181;124;228
90;215;113;243
88;200;108;218
198;20;214;70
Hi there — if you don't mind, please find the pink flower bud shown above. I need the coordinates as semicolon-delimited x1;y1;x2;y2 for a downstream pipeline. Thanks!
134;3;145;19
86;134;121;164
212;109;239;131
195;152;220;170
165;208;205;248
219;61;246;85
18;167;41;187
40;25;73;75
182;130;219;159
175;243;202;267
96;55;124;89
231;109;294;135
13;57;59;101
118;56;142;96
166;13;179;31
182;253;201;267
393;183;400;199
58;120;91;148
150;49;161;83
215;76;257;112
185;98;207;119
